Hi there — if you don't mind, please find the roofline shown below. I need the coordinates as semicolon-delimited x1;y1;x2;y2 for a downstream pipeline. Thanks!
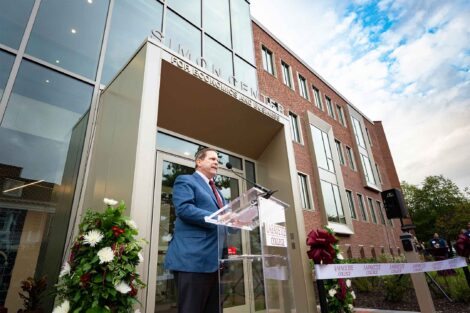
251;17;375;124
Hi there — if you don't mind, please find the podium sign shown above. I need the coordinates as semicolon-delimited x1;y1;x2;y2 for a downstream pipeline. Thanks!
205;188;295;312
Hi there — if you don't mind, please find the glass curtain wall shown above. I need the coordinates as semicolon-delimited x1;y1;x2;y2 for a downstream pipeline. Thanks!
0;0;256;311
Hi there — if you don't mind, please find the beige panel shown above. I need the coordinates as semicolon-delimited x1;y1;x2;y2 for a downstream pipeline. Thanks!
257;125;317;313
82;45;148;211
5;211;48;312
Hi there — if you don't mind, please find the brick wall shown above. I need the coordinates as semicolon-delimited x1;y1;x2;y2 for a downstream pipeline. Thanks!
253;21;403;258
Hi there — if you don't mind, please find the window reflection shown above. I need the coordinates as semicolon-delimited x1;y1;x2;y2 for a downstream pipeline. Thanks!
156;132;242;170
167;0;201;27
165;10;201;60
204;35;233;82
26;0;109;79
1;61;93;183
0;51;15;99
0;61;92;312
231;0;255;64
102;0;163;85
204;0;231;48
234;56;257;94
0;0;35;49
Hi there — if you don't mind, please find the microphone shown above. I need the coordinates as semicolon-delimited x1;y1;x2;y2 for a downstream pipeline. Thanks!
225;162;277;199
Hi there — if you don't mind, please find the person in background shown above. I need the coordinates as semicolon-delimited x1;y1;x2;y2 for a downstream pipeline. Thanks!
429;233;447;249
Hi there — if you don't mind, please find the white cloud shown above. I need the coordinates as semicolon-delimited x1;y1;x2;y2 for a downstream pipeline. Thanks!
251;0;470;189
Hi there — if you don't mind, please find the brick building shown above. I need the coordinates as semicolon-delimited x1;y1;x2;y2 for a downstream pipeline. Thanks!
253;20;403;259
0;1;405;312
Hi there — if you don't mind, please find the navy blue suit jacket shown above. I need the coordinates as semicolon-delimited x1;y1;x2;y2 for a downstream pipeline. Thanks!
164;172;225;273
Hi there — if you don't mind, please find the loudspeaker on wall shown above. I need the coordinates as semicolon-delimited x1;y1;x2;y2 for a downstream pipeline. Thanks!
381;188;408;219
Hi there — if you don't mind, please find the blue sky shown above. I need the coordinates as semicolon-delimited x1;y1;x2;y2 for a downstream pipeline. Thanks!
251;0;470;189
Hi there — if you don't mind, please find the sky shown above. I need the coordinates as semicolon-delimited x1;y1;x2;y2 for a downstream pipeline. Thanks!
251;0;470;190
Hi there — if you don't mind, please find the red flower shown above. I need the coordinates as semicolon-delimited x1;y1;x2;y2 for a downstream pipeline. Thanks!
306;228;338;264
112;226;125;237
129;284;138;297
80;273;91;287
456;233;470;257
337;278;347;301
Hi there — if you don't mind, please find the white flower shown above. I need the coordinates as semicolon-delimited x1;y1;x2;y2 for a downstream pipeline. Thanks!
348;304;354;310
83;229;104;247
138;252;144;263
103;198;118;206
59;262;71;278
346;279;351;288
328;289;337;297
52;300;70;313
351;291;356;299
125;219;138;230
337;253;344;260
115;281;131;294
98;247;114;264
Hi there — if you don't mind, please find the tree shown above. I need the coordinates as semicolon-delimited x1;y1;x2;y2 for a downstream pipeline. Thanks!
401;175;469;244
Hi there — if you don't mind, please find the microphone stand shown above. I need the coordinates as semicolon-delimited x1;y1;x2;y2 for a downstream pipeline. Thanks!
225;163;277;199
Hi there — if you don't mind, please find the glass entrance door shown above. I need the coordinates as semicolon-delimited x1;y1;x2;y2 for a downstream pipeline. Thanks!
151;152;253;313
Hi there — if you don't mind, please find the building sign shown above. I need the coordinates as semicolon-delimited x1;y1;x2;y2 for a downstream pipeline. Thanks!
264;223;287;247
169;56;280;121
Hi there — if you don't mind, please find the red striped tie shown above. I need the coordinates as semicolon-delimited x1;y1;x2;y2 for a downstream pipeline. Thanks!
209;180;224;208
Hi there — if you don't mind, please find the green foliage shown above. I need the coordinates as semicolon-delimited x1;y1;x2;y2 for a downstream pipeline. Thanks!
324;279;355;313
401;175;470;242
18;276;47;313
382;275;412;302
54;200;146;313
431;268;470;303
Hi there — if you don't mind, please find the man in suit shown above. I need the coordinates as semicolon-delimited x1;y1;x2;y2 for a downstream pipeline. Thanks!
164;147;225;313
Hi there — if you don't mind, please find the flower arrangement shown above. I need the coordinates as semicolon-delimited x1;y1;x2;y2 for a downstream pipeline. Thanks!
54;199;146;313
307;226;355;313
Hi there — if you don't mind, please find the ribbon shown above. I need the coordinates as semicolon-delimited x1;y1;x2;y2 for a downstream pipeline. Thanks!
306;228;338;264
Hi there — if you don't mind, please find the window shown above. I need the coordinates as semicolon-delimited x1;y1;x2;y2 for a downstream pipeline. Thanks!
298;74;309;99
325;96;335;118
0;51;15;99
103;0;164;84
367;198;378;223
0;0;35;49
376;201;386;225
337;105;346;126
365;127;373;146
357;194;368;221
289;112;301;143
204;0;231;47
312;86;322;109
360;153;376;185
261;46;274;75
375;163;383;184
26;0;109;79
352;117;366;148
204;34;234;79
335;140;345;165
281;61;293;88
165;10;202;59
346;146;356;170
346;190;357;219
321;181;345;223
311;126;335;172
298;173;312;210
231;0;255;63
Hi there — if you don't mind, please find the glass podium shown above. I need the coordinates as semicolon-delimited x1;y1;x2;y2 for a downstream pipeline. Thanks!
205;188;295;312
